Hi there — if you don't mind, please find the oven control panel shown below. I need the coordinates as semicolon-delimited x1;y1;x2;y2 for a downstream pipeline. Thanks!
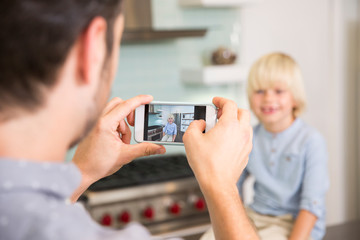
83;155;211;235
88;180;209;232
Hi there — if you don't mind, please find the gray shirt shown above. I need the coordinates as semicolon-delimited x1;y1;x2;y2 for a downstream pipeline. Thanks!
0;159;152;240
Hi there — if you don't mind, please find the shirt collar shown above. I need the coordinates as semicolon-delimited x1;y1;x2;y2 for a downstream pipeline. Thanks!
0;159;82;199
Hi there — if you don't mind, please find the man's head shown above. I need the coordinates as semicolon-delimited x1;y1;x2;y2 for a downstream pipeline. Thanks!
0;0;123;121
0;0;124;147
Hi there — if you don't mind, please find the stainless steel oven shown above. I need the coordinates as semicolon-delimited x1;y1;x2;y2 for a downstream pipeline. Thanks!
147;125;163;141
82;155;211;239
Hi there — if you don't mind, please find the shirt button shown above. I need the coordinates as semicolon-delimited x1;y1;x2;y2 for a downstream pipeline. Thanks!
313;200;317;205
270;162;275;166
271;149;276;153
286;157;291;161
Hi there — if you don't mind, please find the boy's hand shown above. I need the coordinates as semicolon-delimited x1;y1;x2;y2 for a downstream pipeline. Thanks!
183;97;253;189
71;95;166;201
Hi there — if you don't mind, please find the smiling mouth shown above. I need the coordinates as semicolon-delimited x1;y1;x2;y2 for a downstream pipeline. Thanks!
261;106;279;114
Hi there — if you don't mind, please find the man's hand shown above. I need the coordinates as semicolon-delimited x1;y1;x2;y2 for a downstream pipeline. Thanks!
183;97;257;240
71;95;166;202
183;97;252;188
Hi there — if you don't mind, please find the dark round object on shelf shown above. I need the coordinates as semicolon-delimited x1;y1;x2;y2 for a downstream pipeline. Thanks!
211;47;237;65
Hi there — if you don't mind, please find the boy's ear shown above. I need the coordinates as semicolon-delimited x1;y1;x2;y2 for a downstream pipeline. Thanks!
292;99;298;115
78;17;107;85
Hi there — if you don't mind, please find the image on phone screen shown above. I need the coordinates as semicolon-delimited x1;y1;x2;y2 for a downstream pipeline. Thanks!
143;104;206;143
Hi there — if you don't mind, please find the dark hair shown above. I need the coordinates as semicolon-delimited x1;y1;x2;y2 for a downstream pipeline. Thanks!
0;0;123;120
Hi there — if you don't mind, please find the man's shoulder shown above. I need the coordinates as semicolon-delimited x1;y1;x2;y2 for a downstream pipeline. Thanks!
0;194;88;239
1;192;152;240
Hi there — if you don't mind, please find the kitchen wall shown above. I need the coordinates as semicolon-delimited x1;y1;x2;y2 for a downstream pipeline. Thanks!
238;0;359;226
67;0;360;227
110;1;249;154
66;2;248;154
159;106;193;125
148;114;162;126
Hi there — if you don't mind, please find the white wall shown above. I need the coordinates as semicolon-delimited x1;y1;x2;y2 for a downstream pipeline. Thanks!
239;0;359;225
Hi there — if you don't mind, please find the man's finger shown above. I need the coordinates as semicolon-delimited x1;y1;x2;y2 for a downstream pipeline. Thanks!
183;120;206;144
123;143;166;160
118;121;132;144
212;97;238;120
102;97;123;116
237;109;251;125
117;119;127;134
217;108;223;119
127;111;135;126
105;95;153;124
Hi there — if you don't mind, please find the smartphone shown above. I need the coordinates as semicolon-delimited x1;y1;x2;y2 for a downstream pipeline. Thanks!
134;101;217;145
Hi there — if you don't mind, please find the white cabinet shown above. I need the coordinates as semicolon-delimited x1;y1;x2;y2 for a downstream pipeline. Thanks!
181;65;249;86
180;113;194;132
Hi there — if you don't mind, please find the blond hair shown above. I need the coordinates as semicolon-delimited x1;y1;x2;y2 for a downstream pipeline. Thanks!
247;52;307;117
168;114;174;120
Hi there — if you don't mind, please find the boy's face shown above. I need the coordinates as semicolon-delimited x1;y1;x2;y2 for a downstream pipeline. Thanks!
168;118;174;124
250;82;296;129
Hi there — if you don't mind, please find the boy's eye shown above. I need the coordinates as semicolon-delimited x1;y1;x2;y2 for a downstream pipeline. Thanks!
255;90;264;94
275;89;285;94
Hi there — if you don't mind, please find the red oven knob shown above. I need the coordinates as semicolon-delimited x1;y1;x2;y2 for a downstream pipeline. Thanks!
118;211;131;223
143;207;154;220
169;203;181;215
101;214;112;226
194;198;206;211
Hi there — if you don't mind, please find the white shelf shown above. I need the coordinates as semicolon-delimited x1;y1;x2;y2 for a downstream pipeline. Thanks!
179;0;256;7
181;65;249;86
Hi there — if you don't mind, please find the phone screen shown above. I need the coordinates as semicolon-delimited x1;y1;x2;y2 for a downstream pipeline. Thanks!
143;104;206;143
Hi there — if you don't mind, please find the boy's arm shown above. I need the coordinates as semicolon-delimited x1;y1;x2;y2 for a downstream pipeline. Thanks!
289;210;317;240
163;124;167;136
295;132;329;239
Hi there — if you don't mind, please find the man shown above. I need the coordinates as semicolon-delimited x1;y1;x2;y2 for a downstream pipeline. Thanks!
0;1;258;240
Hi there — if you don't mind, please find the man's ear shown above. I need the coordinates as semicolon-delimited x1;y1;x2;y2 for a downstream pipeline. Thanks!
79;17;107;85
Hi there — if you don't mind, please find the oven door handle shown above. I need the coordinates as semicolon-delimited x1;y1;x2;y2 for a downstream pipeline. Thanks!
152;224;211;240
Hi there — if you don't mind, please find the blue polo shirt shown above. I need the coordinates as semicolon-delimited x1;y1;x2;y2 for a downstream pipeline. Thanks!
163;122;177;135
238;118;329;240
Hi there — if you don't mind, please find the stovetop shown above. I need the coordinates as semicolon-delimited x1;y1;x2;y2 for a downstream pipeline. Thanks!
88;154;194;191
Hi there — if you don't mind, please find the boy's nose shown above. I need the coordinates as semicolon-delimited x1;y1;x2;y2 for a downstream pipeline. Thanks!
264;91;274;100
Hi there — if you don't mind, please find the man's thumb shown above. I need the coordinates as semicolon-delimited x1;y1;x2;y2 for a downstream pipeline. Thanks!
183;120;206;144
125;143;166;160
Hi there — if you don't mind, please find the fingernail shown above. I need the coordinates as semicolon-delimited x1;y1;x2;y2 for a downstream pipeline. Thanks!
156;148;165;154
